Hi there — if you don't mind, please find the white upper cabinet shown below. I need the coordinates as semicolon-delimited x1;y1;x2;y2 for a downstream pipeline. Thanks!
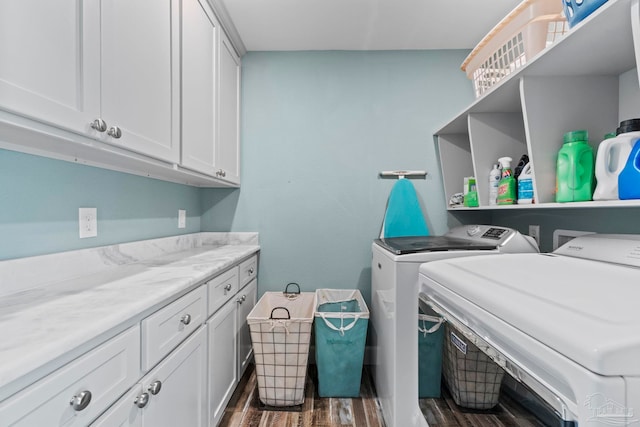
181;0;219;176
99;0;180;163
0;0;247;186
0;0;101;135
217;31;241;185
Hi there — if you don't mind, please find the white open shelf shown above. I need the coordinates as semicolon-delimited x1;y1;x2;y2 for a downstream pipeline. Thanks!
435;0;640;210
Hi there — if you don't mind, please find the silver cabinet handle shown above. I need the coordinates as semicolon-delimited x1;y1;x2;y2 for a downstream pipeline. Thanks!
180;314;191;325
148;380;162;395
107;126;122;139
222;170;227;177
134;392;150;408
248;267;255;275
70;390;92;411
237;294;247;304
90;118;107;132
224;284;232;292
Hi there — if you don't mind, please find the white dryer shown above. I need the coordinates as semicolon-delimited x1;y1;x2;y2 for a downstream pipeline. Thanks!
371;224;538;427
419;233;640;427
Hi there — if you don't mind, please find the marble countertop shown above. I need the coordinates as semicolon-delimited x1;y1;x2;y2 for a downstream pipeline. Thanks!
0;233;259;401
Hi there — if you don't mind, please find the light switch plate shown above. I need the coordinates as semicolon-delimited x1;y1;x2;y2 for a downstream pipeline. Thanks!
178;209;186;229
79;207;97;238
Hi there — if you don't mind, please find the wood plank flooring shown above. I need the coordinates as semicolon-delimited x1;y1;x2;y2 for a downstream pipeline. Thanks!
219;365;547;427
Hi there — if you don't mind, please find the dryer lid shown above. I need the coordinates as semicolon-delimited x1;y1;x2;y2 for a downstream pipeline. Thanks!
419;245;640;376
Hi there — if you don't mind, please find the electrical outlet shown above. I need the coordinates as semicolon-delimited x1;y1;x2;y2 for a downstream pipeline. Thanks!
529;224;540;246
79;207;97;238
178;209;186;229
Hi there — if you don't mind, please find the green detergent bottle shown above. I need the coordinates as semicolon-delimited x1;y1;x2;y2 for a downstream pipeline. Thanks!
497;157;516;205
555;130;594;202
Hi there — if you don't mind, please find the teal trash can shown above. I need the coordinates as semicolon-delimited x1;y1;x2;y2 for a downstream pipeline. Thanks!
418;307;445;398
314;289;369;398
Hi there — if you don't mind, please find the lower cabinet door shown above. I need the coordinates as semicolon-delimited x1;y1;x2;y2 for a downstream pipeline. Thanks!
237;279;257;379
92;327;207;427
207;299;237;427
144;326;207;427
90;385;143;427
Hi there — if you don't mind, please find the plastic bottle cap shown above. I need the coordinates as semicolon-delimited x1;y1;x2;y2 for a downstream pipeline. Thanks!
564;130;588;144
616;118;640;135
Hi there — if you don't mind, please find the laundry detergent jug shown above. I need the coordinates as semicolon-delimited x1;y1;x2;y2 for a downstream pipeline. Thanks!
593;120;640;200
555;130;594;203
618;139;640;200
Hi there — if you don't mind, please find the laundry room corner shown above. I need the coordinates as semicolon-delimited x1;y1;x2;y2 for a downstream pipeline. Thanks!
200;50;476;304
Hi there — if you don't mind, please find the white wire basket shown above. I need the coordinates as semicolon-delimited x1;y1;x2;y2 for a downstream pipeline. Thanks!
247;283;317;407
462;0;569;98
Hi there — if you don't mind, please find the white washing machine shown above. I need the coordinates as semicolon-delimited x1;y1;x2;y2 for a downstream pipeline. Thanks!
419;233;640;427
371;224;538;427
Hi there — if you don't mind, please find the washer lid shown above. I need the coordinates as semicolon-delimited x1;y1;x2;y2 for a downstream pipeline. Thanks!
419;252;640;376
375;235;497;255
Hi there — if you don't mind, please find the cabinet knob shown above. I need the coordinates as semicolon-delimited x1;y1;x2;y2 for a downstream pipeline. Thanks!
90;118;107;132
224;284;232;292
134;392;150;408
148;380;162;395
107;126;122;139
69;390;92;411
221;170;227;177
237;294;246;304
248;267;255;275
180;313;192;325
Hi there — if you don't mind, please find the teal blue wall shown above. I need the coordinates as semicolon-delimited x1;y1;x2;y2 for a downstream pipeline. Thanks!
0;149;201;260
201;50;476;302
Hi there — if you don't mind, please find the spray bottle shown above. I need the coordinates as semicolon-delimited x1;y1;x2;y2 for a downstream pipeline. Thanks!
497;157;516;205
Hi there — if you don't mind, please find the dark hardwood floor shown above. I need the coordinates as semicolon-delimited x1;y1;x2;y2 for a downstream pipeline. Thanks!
219;365;547;427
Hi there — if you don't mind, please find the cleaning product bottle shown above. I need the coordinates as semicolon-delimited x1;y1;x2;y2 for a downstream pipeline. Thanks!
618;139;640;200
488;163;501;205
555;130;594;203
497;157;516;205
593;122;640;200
517;162;534;204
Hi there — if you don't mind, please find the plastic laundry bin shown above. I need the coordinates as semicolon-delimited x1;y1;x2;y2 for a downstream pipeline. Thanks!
314;289;369;398
247;283;316;407
418;307;445;398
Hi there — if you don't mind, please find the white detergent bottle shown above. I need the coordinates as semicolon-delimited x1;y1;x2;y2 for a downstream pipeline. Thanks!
517;163;534;204
593;120;640;200
488;163;501;205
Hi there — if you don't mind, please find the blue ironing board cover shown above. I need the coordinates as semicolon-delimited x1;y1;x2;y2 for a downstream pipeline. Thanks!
383;179;430;238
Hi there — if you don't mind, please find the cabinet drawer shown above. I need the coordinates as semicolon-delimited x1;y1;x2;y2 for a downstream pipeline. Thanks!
207;267;239;317
0;326;140;427
239;255;258;287
142;286;206;371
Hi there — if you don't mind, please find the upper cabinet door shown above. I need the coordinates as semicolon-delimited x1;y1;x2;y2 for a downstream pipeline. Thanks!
100;0;181;164
217;32;241;185
181;0;218;176
0;0;101;135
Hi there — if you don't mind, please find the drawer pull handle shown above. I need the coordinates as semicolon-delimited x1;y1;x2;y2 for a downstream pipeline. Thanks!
224;284;232;292
248;267;255;275
107;126;122;139
134;392;150;408
70;390;92;411
180;314;192;325
237;295;246;304
148;380;162;395
90;118;107;132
